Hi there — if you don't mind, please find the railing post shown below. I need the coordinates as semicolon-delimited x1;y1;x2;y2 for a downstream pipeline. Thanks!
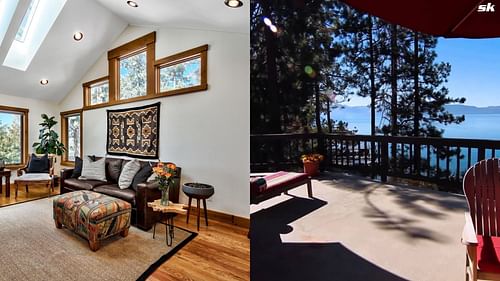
478;147;486;162
414;143;421;177
318;133;326;172
371;140;376;179
381;141;389;182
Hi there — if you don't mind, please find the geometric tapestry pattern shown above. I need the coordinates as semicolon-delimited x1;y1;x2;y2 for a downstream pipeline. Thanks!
106;102;160;159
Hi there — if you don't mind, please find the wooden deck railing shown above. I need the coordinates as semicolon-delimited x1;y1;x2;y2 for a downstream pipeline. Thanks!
251;133;500;190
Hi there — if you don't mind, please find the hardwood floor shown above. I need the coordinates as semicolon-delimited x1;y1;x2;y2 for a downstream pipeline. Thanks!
0;183;250;281
148;216;250;281
0;183;60;207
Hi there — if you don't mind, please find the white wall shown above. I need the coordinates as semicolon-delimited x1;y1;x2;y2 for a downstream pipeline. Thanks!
59;26;249;218
0;92;59;180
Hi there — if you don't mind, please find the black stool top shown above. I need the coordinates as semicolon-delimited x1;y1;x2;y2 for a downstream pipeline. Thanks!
182;183;214;199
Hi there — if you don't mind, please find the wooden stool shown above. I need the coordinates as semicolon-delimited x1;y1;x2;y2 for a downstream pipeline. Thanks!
182;183;214;231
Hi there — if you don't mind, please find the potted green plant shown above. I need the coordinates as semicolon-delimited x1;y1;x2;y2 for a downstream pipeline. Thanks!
301;153;324;176
32;114;66;157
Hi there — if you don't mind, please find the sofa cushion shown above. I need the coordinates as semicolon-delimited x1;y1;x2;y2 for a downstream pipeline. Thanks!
118;159;141;189
27;154;49;173
131;164;153;191
71;157;83;178
93;184;136;205
64;178;108;191
79;157;107;181
106;158;123;183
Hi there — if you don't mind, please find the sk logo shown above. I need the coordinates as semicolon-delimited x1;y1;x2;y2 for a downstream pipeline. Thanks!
478;2;495;12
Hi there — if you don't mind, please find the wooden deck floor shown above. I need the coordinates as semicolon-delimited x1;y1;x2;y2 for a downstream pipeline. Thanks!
0;183;250;281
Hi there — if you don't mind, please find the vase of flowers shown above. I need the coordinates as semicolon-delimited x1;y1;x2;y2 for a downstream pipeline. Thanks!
152;162;177;206
301;153;324;176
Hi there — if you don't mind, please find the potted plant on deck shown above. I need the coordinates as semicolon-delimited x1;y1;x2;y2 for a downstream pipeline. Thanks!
32;114;66;159
301;153;324;176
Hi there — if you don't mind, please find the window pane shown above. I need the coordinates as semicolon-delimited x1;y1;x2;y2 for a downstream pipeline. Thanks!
90;82;109;105
120;52;147;99
0;112;22;164
159;57;201;92
66;115;80;162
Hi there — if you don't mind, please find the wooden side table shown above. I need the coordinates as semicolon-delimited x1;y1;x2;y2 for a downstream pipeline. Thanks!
0;169;11;197
147;200;187;246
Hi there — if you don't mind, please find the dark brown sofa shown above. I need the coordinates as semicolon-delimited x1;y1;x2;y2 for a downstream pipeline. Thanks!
60;157;181;230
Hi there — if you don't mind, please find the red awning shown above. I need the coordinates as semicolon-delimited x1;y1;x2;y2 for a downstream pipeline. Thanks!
340;0;500;38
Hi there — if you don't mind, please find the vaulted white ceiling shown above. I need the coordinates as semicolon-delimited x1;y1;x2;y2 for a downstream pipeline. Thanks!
0;0;248;102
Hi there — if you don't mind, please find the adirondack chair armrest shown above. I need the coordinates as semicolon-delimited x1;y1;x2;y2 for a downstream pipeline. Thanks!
462;212;478;246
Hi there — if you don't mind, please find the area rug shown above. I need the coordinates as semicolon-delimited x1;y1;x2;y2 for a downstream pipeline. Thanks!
0;198;196;281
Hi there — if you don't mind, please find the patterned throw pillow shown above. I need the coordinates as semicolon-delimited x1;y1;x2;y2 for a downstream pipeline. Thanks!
79;157;107;181
118;159;141;189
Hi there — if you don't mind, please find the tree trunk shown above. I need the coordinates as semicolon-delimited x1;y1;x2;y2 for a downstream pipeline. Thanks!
368;16;377;178
390;24;398;163
413;32;420;137
263;3;281;134
413;32;421;175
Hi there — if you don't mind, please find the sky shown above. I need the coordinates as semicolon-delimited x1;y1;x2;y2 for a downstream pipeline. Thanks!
348;37;500;107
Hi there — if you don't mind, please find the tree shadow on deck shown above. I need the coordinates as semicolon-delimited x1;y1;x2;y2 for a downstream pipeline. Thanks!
318;172;466;242
251;196;408;281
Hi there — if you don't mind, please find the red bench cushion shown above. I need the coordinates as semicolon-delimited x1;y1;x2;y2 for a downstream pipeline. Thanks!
251;171;309;196
477;235;500;274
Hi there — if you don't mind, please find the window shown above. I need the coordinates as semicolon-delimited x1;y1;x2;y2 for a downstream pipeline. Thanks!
108;32;155;103
90;81;109;105
81;32;209;111
83;76;109;108
60;109;82;165
15;0;40;43
0;106;28;166
120;51;147;99
155;45;208;96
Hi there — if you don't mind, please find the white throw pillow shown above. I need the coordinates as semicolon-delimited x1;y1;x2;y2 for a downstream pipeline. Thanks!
146;172;157;183
79;157;106;181
118;159;141;189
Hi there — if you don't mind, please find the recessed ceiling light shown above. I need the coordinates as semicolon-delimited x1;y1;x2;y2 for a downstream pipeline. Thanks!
73;32;83;41
224;0;243;8
127;1;138;7
40;79;48;85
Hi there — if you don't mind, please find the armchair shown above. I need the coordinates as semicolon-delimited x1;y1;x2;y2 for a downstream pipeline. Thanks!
463;158;500;281
15;154;54;198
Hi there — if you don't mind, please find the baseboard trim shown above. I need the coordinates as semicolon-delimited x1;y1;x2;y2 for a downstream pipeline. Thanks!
182;206;249;229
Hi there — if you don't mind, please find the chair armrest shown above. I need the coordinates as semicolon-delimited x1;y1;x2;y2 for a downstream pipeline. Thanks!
60;168;74;180
17;165;28;177
462;212;478;245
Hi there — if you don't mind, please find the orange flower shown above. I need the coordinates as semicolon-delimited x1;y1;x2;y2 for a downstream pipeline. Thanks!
157;162;164;167
167;163;176;170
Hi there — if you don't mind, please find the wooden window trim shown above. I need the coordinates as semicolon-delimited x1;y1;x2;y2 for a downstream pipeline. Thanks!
83;76;109;109
60;109;83;166
155;44;208;97
0;105;29;168
108;32;156;104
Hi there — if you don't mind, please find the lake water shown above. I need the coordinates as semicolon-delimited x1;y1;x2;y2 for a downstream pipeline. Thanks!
332;112;500;176
335;111;500;140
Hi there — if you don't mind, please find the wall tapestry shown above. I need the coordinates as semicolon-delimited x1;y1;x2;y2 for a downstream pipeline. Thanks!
106;102;160;159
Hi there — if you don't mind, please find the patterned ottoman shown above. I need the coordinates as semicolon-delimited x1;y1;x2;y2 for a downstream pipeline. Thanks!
53;190;131;251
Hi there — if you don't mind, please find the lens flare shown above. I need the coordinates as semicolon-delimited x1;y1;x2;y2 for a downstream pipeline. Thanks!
269;24;278;33
263;17;272;26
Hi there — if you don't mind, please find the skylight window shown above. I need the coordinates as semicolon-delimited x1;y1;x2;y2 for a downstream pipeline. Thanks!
0;0;20;47
15;0;40;43
3;0;67;71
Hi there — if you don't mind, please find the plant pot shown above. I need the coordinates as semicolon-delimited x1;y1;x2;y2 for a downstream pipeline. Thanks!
303;161;320;176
